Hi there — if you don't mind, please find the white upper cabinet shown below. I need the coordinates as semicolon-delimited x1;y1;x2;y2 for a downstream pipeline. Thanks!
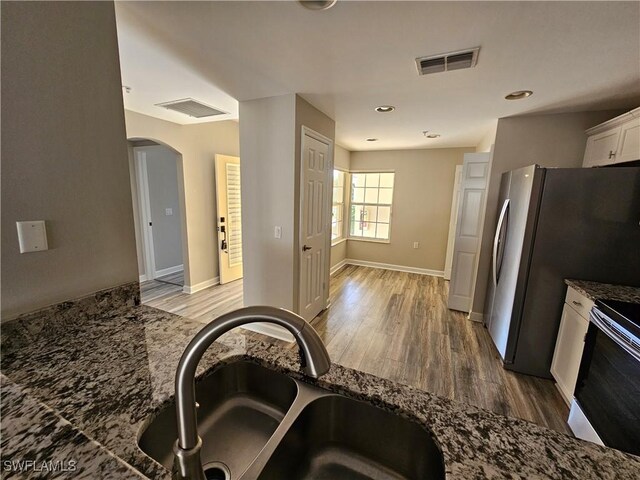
583;127;621;167
617;117;640;164
583;107;640;167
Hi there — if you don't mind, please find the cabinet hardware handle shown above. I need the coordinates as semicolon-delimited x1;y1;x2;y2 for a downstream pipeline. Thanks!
608;150;616;159
572;300;582;307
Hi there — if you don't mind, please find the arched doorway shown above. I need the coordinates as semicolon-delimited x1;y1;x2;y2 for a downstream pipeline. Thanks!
128;138;188;288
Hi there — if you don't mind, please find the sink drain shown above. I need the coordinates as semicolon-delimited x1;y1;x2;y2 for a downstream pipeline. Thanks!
203;462;230;480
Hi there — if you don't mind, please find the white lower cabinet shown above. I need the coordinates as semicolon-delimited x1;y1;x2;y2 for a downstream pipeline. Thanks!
550;288;591;405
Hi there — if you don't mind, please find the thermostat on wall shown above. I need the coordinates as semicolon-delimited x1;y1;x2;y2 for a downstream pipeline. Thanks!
16;221;48;253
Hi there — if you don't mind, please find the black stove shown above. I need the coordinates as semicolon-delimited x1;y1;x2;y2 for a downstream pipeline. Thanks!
596;298;640;339
572;297;640;456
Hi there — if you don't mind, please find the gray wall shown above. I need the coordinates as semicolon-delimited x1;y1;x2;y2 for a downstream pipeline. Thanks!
240;94;335;311
1;1;138;319
330;145;351;270
471;110;625;316
240;94;297;310
348;148;474;272
125;111;240;289
140;145;183;272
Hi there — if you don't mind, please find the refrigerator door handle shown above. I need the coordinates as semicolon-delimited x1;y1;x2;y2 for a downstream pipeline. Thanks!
493;199;510;286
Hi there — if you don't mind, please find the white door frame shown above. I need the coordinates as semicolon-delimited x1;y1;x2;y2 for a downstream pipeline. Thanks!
134;149;157;281
298;126;334;316
444;164;463;280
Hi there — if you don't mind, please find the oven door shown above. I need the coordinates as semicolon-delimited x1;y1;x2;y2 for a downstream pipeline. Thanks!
574;308;640;456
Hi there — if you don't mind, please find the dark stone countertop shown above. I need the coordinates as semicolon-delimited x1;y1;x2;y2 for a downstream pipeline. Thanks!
565;279;640;303
2;286;639;479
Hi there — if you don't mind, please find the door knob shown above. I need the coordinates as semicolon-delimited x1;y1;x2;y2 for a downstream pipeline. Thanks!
302;245;312;251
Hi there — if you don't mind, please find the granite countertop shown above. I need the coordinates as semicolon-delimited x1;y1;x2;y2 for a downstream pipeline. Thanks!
565;279;640;303
2;285;639;480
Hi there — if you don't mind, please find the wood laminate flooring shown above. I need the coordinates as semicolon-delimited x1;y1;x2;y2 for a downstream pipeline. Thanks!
154;270;184;287
141;265;570;434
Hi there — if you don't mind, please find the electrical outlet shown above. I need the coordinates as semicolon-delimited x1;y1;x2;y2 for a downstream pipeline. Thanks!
165;208;173;216
413;241;419;249
274;226;282;239
16;221;48;253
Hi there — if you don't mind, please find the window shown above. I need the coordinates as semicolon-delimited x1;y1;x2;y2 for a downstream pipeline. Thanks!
331;169;346;242
349;172;394;241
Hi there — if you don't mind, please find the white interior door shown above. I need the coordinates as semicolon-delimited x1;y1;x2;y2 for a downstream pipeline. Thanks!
444;165;463;280
448;152;492;313
215;155;243;284
134;149;156;280
299;128;332;322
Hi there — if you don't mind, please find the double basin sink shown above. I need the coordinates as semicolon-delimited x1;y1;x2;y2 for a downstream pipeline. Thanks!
138;361;445;480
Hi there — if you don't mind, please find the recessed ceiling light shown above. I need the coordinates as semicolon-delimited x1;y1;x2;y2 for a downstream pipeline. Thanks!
505;90;533;100
366;138;378;142
298;0;337;10
375;105;395;113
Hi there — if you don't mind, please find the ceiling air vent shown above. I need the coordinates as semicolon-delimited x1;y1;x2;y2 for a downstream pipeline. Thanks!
416;47;480;75
155;98;227;118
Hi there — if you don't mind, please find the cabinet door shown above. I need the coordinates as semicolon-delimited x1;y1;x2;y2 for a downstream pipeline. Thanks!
582;126;621;167
550;304;589;405
616;117;640;164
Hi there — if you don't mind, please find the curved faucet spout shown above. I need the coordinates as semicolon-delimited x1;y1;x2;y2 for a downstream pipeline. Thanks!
172;306;331;480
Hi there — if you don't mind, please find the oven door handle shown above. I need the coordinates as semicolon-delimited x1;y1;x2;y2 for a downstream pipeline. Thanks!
590;309;640;363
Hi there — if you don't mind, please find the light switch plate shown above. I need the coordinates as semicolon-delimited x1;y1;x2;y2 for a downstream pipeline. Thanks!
165;208;173;216
16;221;48;253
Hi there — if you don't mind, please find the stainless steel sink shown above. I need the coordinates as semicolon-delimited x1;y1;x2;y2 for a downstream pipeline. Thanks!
257;395;445;480
138;361;444;480
138;361;298;478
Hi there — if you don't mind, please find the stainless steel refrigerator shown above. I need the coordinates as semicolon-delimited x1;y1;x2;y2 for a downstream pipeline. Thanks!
484;164;640;378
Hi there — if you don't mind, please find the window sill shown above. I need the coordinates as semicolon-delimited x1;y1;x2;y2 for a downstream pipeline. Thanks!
331;238;347;247
347;237;391;244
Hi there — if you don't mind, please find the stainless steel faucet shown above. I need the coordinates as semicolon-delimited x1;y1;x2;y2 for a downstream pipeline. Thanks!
172;306;331;480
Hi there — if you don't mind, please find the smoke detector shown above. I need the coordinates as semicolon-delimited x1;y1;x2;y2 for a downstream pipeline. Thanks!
155;98;227;118
416;47;480;75
423;131;441;139
298;0;337;10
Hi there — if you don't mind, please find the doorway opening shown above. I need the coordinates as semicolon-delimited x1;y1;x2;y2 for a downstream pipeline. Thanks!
128;139;188;288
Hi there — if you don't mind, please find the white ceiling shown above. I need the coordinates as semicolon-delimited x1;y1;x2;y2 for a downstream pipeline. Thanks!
115;1;640;151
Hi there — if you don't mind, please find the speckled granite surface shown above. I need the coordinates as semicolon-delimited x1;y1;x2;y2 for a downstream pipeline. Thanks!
2;295;639;479
565;279;640;303
0;375;145;479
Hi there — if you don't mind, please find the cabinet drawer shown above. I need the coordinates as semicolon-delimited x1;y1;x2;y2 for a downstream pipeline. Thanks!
565;286;594;319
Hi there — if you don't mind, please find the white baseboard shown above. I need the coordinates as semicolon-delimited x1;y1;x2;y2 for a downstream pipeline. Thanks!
182;276;220;294
241;322;295;342
155;264;184;278
330;259;348;276
468;311;484;323
139;274;148;283
345;259;444;277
